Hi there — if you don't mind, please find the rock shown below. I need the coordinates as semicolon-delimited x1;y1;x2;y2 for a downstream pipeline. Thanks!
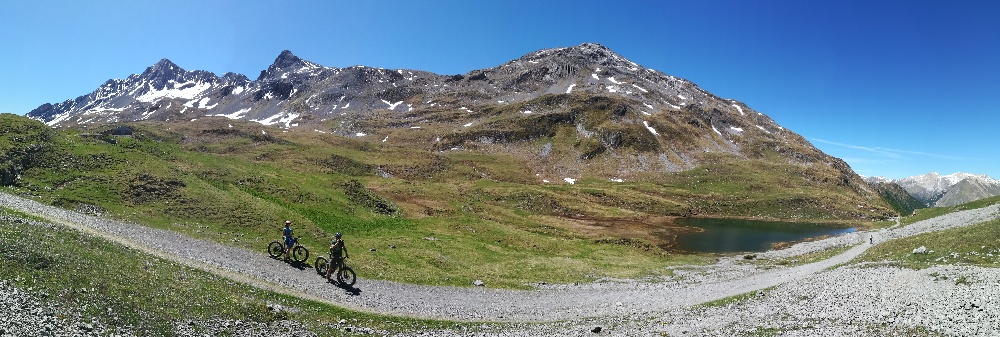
913;246;928;254
473;280;485;287
369;248;376;252
592;326;602;333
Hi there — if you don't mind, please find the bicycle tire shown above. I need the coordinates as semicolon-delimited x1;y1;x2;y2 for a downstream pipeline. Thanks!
338;267;356;286
314;256;329;275
292;245;309;263
267;241;285;259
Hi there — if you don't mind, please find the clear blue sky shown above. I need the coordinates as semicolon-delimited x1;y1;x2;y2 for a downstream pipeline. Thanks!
3;0;998;180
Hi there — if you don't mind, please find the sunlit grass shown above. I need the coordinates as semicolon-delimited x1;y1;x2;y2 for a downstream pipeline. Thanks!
1;114;893;288
858;217;1000;269
0;208;463;336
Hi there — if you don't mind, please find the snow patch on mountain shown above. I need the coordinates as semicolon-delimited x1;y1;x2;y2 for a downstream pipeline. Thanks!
732;104;744;116
253;112;299;128
643;121;659;135
213;108;251;120
382;100;404;110
137;80;212;103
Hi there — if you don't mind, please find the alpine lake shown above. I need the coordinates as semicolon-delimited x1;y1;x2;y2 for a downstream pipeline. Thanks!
671;217;856;254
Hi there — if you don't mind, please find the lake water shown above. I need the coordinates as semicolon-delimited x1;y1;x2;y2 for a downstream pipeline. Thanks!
673;217;856;254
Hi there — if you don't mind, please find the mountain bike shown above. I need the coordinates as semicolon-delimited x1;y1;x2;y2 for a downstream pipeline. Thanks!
267;236;309;263
314;255;356;286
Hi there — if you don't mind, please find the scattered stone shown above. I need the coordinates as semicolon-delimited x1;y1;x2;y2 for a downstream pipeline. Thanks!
591;326;603;333
473;280;485;287
369;248;376;252
913;246;928;254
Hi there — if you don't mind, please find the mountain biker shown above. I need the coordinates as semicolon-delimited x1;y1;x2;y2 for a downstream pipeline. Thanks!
282;220;294;260
326;232;349;279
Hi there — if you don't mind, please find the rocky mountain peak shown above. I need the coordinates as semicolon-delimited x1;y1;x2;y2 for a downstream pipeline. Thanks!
272;50;303;69
134;58;189;91
143;59;183;78
514;43;638;70
566;42;617;59
256;50;322;81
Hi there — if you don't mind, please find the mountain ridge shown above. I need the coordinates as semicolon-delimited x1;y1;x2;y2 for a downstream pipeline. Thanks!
23;43;896;220
887;172;1000;207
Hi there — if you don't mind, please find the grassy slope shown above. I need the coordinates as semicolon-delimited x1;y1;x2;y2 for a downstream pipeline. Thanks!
858;195;1000;268
0;208;460;336
2;113;886;288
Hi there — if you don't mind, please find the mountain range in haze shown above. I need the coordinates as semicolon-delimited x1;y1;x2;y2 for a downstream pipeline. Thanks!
866;172;1000;208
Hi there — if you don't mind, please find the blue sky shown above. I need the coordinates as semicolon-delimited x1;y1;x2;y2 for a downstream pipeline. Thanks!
2;0;998;180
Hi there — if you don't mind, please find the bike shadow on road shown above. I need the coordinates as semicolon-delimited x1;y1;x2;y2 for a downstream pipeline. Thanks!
327;279;361;296
271;256;310;271
288;260;308;271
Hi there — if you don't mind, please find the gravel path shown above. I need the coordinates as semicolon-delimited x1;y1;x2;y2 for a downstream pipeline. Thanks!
3;190;1000;336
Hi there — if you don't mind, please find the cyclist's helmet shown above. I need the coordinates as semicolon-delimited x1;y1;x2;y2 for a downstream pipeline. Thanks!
285;220;291;225
335;232;342;238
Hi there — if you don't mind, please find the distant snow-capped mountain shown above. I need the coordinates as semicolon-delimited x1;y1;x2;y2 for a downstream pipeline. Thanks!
862;175;923;216
862;176;892;184
894;172;1000;207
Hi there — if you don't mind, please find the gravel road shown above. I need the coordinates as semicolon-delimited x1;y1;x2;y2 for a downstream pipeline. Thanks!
2;190;1000;336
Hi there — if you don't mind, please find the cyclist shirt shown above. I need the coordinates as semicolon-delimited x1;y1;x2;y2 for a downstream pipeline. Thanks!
330;239;344;257
283;227;294;246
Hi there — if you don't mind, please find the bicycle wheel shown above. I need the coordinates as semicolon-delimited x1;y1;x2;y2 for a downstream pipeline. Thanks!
267;241;284;258
338;267;356;286
292;246;309;263
314;256;329;275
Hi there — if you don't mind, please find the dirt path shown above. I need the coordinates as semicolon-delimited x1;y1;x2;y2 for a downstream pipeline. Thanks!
3;191;997;323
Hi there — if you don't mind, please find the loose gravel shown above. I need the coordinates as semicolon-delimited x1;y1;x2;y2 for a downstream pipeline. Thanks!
2;190;1000;336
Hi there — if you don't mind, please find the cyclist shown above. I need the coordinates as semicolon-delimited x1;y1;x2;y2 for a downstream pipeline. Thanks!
326;232;349;280
282;220;294;260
